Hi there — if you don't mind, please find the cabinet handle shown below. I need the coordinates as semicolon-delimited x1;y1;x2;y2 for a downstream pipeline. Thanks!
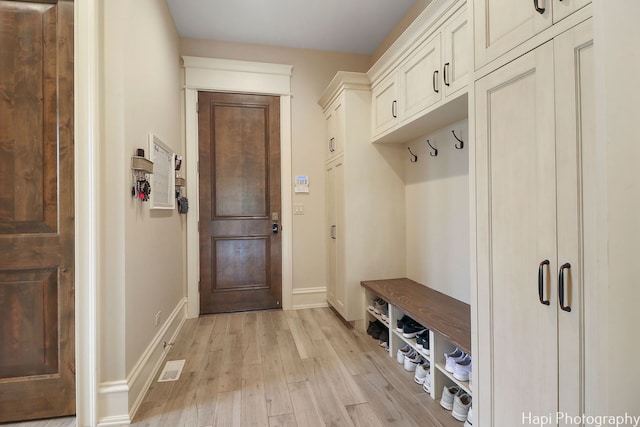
533;0;545;14
392;100;397;118
330;225;336;240
433;70;439;93
558;262;572;312
329;137;335;152
443;63;450;87
538;260;550;305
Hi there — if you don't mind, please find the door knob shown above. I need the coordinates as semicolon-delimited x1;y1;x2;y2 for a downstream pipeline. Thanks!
272;223;279;235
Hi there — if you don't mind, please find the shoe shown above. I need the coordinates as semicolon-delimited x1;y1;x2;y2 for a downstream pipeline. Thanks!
453;355;472;382
445;349;467;373
402;320;426;339
452;393;472;422
366;320;384;340
368;298;376;311
464;406;473;427
444;348;463;359
373;298;387;315
396;344;411;364
403;350;421;372
396;315;411;332
416;330;430;356
415;330;429;349
440;385;460;411
380;304;389;323
378;328;389;346
414;360;430;384
422;374;431;394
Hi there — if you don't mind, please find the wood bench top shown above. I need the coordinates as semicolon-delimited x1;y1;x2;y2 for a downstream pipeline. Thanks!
361;278;471;354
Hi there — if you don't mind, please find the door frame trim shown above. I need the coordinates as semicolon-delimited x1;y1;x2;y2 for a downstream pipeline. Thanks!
75;0;100;424
183;56;293;317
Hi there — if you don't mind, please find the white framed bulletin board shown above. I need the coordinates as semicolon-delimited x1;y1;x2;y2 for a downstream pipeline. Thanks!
148;133;175;209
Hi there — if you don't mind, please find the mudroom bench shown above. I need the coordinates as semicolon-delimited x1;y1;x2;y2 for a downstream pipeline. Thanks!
361;278;472;400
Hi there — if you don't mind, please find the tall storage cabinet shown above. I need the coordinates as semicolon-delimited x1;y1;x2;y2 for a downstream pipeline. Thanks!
319;72;406;322
474;18;594;426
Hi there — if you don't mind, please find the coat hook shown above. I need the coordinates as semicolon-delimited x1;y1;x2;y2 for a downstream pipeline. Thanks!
407;147;418;162
426;139;438;157
452;130;464;149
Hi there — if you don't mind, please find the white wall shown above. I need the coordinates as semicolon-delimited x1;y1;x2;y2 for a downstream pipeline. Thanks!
594;1;640;418
99;0;184;420
404;120;470;304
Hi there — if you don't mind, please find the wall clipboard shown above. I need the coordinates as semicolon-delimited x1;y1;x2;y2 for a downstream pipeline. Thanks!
148;133;175;209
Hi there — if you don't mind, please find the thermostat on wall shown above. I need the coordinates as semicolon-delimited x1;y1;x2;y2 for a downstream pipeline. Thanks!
294;175;309;193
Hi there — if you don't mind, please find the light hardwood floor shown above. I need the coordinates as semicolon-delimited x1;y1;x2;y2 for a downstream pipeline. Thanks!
3;308;464;427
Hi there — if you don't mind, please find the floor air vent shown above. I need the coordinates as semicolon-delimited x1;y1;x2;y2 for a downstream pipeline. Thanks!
157;359;185;382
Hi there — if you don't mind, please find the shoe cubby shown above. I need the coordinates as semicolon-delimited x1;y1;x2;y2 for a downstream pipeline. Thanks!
433;334;471;395
361;278;472;413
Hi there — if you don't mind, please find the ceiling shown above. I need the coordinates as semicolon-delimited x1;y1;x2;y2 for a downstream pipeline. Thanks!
165;0;417;55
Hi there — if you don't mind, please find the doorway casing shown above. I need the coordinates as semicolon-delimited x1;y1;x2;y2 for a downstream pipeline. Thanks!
183;56;294;317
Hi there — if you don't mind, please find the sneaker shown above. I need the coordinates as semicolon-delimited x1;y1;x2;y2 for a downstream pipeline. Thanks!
453;355;472;382
380;304;389;323
423;375;431;394
402;320;426;339
373;298;386;315
464;406;473;427
452;393;472;422
445;349;467;373
396;315;411;332
415;330;429;349
414;360;430;384
440;385;460;411
403;350;421;372
416;330;430;356
368;297;376;311
419;339;430;357
378;328;389;346
366;320;384;340
444;347;464;359
396;344;411;364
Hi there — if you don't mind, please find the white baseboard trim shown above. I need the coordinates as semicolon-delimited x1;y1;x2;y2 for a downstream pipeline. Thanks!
97;297;187;426
291;286;327;309
97;380;130;426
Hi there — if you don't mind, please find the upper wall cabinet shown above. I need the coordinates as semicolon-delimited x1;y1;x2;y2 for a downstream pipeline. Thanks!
370;1;469;144
474;0;591;69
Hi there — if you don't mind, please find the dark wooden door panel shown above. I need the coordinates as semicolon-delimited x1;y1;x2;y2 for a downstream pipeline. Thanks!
0;269;58;378
0;1;59;235
0;0;75;422
199;92;281;314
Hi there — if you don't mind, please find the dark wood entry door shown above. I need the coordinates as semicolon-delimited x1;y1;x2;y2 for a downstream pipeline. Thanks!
198;92;282;314
0;0;75;423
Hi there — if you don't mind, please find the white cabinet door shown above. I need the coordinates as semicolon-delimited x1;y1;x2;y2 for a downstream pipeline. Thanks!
553;0;590;23
325;158;341;310
371;73;398;138
324;108;335;159
475;41;558;427
325;98;344;160
442;4;469;98
474;0;552;68
554;19;593;424
398;33;442;122
475;20;593;426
